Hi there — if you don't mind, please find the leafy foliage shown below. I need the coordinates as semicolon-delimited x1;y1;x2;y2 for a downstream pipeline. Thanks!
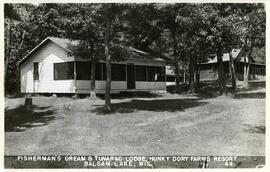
4;3;266;95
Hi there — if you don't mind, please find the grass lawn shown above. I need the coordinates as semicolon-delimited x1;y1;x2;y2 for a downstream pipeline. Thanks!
4;82;265;156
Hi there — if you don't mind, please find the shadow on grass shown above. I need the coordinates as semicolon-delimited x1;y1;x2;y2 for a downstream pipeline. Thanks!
238;81;265;92
96;92;163;100
196;91;220;99
5;105;57;132
92;98;207;114
167;82;221;99
168;81;265;99
166;84;190;94
243;124;265;134
234;92;265;99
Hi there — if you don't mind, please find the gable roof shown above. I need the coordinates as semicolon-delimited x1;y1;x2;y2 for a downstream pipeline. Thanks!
18;37;167;65
202;49;241;64
201;48;264;65
18;37;79;65
123;47;168;62
48;37;80;50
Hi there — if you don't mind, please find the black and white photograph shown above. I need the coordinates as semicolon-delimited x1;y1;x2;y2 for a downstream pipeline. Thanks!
2;1;267;169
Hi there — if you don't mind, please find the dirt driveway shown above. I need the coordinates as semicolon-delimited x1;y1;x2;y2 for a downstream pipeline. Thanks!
5;92;265;156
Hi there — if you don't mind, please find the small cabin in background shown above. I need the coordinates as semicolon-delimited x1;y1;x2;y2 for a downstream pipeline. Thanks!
165;66;187;86
18;37;168;94
166;66;176;86
200;49;266;82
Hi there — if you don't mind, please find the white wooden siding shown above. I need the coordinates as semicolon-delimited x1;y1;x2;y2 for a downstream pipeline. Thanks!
20;41;75;93
75;81;128;94
75;80;166;94
200;69;218;81
136;82;166;90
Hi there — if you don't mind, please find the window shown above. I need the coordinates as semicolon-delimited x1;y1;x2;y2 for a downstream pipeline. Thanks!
148;66;165;81
261;67;265;75
112;64;126;81
54;62;74;80
136;66;147;81
76;61;91;80
102;63;107;80
95;63;103;80
148;67;156;81
257;67;265;75
99;63;126;81
75;62;106;80
33;62;39;80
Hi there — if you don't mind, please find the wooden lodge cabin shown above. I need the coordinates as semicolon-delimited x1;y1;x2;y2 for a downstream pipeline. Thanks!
18;37;169;95
200;49;266;82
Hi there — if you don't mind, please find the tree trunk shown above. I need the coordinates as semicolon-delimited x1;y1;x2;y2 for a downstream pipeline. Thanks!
172;28;180;93
104;6;113;111
174;63;180;93
195;55;201;85
4;18;11;96
16;30;26;96
229;50;236;90
90;59;96;98
216;42;226;95
243;42;253;89
24;97;33;111
16;65;20;96
193;56;197;87
243;56;251;88
189;56;196;93
74;61;77;96
243;56;248;88
19;30;26;50
183;67;186;83
246;62;250;84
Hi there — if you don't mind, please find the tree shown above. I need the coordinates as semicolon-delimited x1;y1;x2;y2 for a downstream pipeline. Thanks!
5;3;265;99
198;4;247;94
59;4;104;98
101;4;127;111
5;4;64;95
177;4;212;93
204;4;265;90
158;4;190;93
229;50;237;89
4;4;21;95
103;4;115;111
237;4;265;88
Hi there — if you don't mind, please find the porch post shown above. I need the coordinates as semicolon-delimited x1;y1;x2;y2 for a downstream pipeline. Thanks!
183;67;186;83
146;66;148;81
101;63;104;80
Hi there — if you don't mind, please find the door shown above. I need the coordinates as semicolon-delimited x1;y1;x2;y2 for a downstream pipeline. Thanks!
127;63;135;89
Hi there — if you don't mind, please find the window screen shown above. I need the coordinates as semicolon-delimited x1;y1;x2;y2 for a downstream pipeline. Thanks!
95;63;103;80
112;64;126;81
100;63;126;81
136;66;147;81
148;66;165;81
101;63;106;80
54;62;74;80
76;61;91;80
